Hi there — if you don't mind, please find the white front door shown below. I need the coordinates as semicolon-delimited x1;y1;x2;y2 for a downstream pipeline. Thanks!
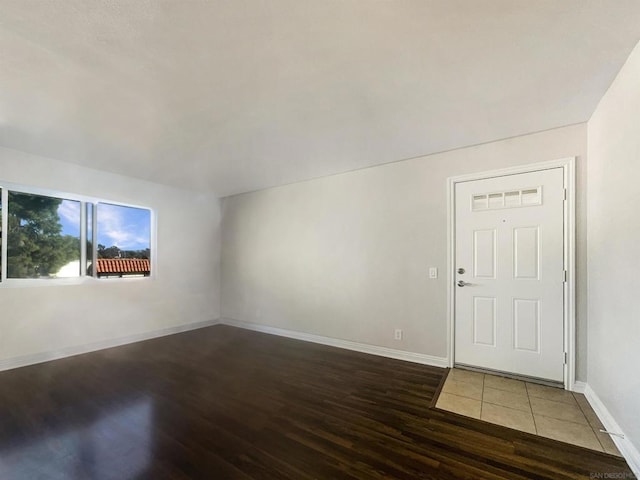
454;168;565;382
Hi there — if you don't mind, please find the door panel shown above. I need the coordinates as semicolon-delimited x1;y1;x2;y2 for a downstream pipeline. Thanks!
473;297;496;346
454;168;565;382
513;298;539;352
513;227;539;279
473;230;496;278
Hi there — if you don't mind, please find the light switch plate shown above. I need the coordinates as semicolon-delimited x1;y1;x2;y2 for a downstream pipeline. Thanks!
429;267;438;279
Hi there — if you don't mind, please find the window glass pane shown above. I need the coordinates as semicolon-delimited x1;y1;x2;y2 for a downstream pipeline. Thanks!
7;192;81;279
96;203;151;278
86;203;94;276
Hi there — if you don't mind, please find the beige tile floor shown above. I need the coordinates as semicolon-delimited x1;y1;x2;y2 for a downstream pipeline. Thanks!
435;368;621;456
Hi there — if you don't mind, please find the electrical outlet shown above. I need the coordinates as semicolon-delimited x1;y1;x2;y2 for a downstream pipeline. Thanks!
394;329;403;340
429;267;438;279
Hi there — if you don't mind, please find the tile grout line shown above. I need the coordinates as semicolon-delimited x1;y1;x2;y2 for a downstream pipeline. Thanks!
534;412;604;427
444;369;484;419
573;391;608;452
529;394;599;426
526;382;539;435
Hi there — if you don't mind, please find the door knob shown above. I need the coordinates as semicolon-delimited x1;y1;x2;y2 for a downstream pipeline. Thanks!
457;280;470;287
457;268;465;274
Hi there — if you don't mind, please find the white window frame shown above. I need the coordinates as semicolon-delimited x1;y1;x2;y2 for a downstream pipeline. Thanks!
0;180;156;287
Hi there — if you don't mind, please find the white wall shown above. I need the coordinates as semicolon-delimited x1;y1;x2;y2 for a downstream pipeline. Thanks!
221;124;588;376
0;147;221;364
587;40;640;457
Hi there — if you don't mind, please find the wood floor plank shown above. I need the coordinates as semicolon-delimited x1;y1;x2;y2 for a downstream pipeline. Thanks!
0;324;632;479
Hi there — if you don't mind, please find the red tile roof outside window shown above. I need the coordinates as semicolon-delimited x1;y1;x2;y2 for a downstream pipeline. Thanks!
96;258;151;277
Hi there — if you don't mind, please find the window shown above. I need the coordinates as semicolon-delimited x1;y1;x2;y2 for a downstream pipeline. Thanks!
86;203;94;276
96;203;151;278
471;187;543;211
0;183;153;284
7;192;81;279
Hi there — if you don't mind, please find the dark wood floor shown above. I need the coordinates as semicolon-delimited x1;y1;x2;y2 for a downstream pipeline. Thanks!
0;325;632;479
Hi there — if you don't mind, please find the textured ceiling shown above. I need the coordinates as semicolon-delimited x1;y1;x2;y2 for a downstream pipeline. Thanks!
1;1;640;197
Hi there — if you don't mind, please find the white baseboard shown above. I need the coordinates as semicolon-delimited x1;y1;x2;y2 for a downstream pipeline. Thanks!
571;380;587;393
0;318;220;372
582;383;640;477
220;318;449;368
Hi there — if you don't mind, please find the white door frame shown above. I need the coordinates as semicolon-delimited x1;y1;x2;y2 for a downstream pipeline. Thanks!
447;157;576;390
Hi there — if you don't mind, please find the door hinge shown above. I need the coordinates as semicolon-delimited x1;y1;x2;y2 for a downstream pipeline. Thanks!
563;270;567;283
564;352;568;365
563;188;567;201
